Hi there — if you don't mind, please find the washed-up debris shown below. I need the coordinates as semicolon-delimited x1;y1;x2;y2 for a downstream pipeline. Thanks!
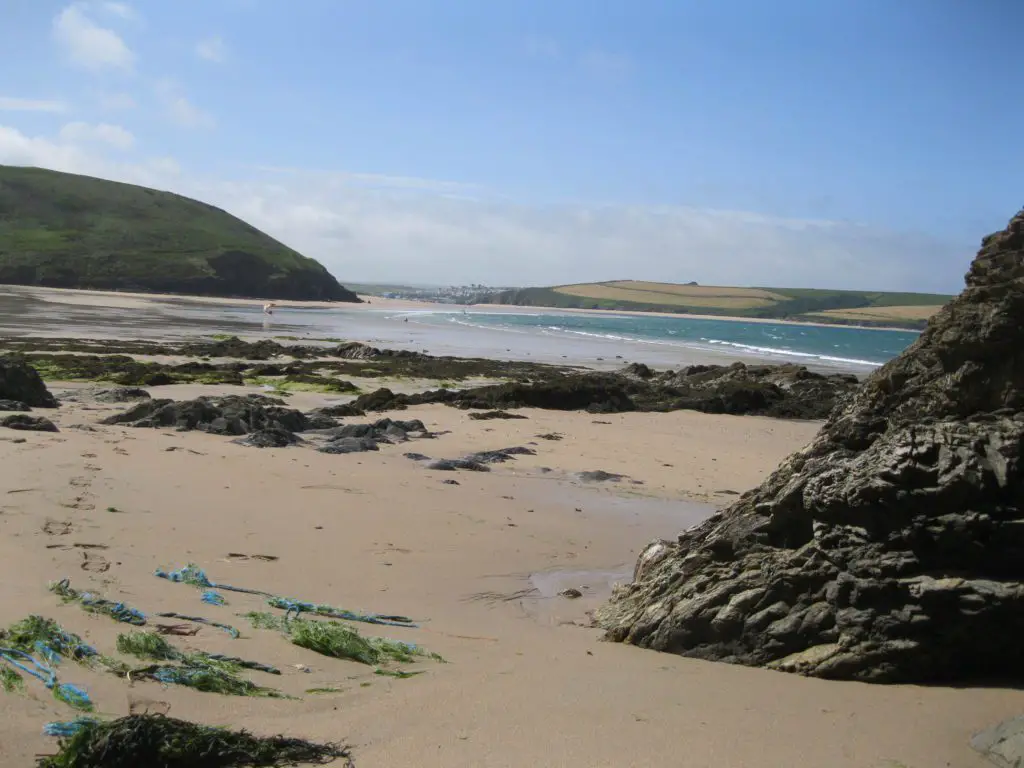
49;579;147;625
37;713;352;767
157;562;417;629
225;553;279;563
0;616;96;710
155;613;240;639
201;590;227;606
245;612;443;672
468;410;528;420
116;631;282;698
268;597;415;629
154;623;199;636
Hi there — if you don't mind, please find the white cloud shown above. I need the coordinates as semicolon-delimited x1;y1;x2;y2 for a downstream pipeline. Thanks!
53;3;134;71
0;122;972;293
58;121;135;150
196;36;228;63
96;91;136;110
99;1;137;20
155;81;215;129
0;97;68;113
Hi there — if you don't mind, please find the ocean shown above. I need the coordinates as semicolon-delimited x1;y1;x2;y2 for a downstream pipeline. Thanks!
397;309;919;371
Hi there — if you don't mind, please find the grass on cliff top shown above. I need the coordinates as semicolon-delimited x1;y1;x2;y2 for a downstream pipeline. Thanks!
481;281;951;328
36;714;352;768
0;164;358;302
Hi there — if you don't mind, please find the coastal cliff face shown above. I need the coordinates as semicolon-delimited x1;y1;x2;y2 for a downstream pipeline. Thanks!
595;210;1024;683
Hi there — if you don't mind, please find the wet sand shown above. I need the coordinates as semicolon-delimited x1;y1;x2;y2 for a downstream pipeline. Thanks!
0;285;865;373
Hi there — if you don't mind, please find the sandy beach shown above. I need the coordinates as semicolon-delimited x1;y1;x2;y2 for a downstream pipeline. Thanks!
0;304;1018;767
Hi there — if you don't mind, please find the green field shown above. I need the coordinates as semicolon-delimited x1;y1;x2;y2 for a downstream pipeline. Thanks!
0;165;360;302
478;280;953;329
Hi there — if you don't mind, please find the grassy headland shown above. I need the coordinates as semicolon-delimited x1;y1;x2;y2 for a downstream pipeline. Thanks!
0;165;360;302
476;280;951;329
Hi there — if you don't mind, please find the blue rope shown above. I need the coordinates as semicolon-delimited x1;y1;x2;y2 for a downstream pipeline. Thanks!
0;647;92;711
44;718;99;737
156;563;419;628
201;590;227;606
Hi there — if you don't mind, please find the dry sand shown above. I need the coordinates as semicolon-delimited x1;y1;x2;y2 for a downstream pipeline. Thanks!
1;379;1020;767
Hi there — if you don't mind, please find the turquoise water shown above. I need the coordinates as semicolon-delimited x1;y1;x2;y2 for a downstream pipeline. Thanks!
428;310;918;369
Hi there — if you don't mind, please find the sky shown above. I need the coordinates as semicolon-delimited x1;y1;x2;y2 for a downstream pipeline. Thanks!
0;0;1021;292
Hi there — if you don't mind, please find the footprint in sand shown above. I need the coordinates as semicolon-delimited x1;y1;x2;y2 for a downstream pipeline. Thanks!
80;550;111;573
43;519;74;536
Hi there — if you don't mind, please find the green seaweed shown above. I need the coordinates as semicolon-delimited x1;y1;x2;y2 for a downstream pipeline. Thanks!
36;713;352;767
1;665;23;692
245;612;443;670
115;631;282;698
1;616;94;663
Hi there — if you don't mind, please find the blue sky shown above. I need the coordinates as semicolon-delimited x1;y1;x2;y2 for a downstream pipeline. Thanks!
0;0;1020;291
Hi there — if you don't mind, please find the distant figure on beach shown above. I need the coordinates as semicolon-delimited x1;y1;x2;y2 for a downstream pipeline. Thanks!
262;302;276;316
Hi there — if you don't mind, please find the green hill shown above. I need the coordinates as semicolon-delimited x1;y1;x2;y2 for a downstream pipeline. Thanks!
0;165;360;302
478;280;953;329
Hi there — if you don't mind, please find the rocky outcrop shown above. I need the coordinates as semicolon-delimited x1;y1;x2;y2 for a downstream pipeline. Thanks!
595;210;1024;683
347;364;857;420
0;358;57;408
101;394;309;435
1;414;58;432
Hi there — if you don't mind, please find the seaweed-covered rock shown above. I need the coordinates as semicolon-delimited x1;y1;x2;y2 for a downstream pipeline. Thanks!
232;427;302;448
318;437;380;454
0;399;29;411
101;394;306;435
468;410;529;420
1;414;58;432
596;210;1024;684
0;357;57;408
93;387;151;403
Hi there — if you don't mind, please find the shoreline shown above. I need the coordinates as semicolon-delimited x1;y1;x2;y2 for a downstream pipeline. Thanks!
1;284;926;333
468;300;925;333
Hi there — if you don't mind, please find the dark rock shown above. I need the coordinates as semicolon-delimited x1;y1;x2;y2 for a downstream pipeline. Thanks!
310;403;365;418
93;387;151;403
0;399;29;411
596;210;1024;684
404;452;431;461
317;437;380;454
441;479;460;485
577;470;625;483
466;446;536;464
0;357;57;407
536;433;563;441
425;458;490;472
232;427;301;448
468;410;529;420
559;588;584;599
100;394;308;436
1;414;58;432
302;411;339;430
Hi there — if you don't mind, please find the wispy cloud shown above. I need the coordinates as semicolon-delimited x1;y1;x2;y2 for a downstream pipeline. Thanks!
0;97;68;113
53;3;134;71
156;80;215;129
195;36;228;63
58;121;135;150
96;91;136;110
98;2;137;20
579;50;632;81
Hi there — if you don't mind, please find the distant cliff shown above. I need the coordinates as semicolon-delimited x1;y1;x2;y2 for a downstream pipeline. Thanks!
0;165;361;302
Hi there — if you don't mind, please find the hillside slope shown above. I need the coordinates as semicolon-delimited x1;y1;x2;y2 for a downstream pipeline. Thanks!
0;165;360;302
480;280;951;329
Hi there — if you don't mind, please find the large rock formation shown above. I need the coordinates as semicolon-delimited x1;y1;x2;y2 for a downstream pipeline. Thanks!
595;210;1024;683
